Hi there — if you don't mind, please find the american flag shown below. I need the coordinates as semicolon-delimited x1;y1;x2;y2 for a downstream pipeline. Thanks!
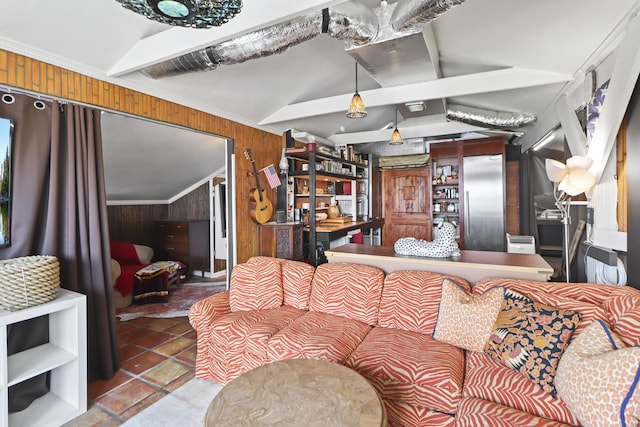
261;164;281;188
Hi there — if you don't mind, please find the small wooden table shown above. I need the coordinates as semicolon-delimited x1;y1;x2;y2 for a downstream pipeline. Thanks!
203;359;386;427
326;244;554;283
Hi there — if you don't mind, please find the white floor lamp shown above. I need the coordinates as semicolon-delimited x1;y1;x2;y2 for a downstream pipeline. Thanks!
545;156;596;282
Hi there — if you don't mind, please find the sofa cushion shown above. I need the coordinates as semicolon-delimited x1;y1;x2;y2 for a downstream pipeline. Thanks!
247;256;315;310
229;258;283;312
345;327;465;415
555;319;640;427
605;291;640;346
463;351;580;426
210;306;306;359
384;399;455;427
484;289;580;395
377;271;470;334
267;311;371;364
456;397;574;427
309;263;384;326
433;279;504;352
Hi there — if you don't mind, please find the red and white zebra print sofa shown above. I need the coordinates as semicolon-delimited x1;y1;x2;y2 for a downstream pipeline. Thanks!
189;256;640;427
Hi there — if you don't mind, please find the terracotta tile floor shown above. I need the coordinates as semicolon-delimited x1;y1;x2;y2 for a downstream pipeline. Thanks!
64;316;196;426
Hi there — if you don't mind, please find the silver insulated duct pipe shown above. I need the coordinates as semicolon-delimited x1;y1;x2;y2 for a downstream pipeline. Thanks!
142;6;378;79
446;104;537;129
391;0;467;32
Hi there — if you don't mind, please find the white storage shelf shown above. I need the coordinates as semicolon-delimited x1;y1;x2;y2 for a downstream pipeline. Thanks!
0;288;87;427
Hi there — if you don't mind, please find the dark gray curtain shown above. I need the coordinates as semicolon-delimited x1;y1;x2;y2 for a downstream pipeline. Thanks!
519;151;540;251
0;93;119;382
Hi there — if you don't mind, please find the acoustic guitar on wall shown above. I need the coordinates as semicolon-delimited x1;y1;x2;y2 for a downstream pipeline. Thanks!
244;148;274;224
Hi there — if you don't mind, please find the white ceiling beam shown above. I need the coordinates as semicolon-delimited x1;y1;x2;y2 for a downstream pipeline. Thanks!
108;0;341;76
556;95;588;157
588;13;640;182
328;115;483;145
260;67;572;125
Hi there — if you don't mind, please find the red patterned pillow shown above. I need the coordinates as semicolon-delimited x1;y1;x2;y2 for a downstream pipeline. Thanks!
484;289;580;395
433;279;504;352
229;259;283;312
556;319;640;427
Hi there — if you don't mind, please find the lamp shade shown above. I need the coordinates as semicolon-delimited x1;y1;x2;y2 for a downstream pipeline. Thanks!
545;159;568;183
346;93;367;118
566;155;593;171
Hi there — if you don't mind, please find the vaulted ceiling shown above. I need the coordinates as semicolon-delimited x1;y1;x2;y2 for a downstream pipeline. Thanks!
1;0;639;200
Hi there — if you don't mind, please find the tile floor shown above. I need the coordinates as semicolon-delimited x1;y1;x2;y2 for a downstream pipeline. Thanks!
64;315;197;426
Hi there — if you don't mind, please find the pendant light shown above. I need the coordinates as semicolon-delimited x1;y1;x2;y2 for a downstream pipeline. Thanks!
116;0;243;29
346;63;367;118
389;109;404;145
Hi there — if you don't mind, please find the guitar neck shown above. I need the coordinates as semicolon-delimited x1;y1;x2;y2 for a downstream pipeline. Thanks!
251;161;264;202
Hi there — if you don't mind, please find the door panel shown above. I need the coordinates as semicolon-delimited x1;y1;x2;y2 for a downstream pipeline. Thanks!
382;167;431;246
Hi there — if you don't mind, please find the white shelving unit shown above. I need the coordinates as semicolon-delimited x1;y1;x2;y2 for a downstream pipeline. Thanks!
0;288;87;427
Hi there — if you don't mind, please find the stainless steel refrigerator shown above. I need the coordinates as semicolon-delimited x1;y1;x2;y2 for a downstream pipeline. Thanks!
463;154;506;252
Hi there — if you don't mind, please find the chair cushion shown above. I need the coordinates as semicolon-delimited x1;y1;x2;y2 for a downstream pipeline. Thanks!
229;258;283;312
484;289;580;395
345;327;465;415
110;240;142;265
555;319;640;427
433;279;504;352
383;399;455;427
309;263;384;326
377;271;470;334
267;311;371;364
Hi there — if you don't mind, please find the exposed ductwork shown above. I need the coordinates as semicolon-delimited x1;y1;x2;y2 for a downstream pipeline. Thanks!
446;104;537;129
391;0;468;32
141;5;378;79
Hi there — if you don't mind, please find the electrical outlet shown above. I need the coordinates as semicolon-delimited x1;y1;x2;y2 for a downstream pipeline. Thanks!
586;207;594;224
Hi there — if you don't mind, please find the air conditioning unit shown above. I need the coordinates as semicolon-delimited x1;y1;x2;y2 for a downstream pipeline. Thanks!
506;234;535;254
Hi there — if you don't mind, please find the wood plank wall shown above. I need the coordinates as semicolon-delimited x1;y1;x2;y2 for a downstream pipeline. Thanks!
0;49;282;265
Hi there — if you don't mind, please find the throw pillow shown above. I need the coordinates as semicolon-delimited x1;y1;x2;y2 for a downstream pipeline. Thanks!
484;289;580;395
556;319;640;427
229;258;283;312
433;279;504;352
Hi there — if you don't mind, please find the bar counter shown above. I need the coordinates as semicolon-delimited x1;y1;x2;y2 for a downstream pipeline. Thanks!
325;244;553;284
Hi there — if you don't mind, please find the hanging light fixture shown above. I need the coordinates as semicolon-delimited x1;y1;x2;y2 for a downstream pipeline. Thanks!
389;109;404;145
116;0;243;28
346;63;367;118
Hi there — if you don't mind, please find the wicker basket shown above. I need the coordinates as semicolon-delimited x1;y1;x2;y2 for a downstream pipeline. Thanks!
0;255;60;311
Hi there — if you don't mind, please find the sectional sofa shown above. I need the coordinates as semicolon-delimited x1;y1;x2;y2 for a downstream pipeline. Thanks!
189;256;640;427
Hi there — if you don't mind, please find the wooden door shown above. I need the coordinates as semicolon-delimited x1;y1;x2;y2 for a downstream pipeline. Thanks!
381;167;431;246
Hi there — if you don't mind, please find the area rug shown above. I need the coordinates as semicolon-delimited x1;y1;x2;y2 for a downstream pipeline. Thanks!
115;282;227;322
121;377;223;427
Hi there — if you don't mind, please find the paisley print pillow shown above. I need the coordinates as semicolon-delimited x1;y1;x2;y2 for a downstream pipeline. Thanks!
433;279;504;352
484;289;580;395
555;319;640;427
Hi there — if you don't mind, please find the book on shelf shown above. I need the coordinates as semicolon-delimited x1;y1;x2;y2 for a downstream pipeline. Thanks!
286;147;307;154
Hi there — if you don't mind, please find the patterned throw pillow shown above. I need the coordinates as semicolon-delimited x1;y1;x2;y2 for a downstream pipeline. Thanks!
433;279;504;352
484;289;580;395
555;319;640;427
229;259;283;312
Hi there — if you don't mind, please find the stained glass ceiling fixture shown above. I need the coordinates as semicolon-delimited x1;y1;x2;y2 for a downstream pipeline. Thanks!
116;0;243;28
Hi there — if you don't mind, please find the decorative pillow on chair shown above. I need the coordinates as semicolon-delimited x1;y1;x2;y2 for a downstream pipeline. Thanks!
555;319;640;427
433;279;504;352
229;258;283;312
484;289;580;395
